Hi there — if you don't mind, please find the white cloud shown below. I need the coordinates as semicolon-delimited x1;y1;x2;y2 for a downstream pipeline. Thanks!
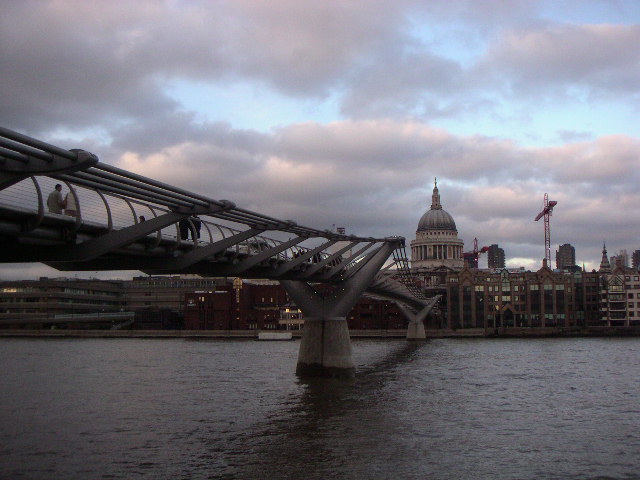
1;0;639;280
478;23;640;97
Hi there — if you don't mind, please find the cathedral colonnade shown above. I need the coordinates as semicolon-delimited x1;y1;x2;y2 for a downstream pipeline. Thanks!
412;244;463;261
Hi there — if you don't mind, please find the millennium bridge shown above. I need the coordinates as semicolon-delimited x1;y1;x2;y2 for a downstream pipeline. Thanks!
0;126;438;378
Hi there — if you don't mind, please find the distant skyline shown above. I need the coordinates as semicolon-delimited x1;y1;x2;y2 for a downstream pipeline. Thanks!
1;0;639;279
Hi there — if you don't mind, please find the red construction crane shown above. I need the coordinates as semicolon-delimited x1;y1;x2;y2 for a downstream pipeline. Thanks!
463;237;490;268
534;193;558;265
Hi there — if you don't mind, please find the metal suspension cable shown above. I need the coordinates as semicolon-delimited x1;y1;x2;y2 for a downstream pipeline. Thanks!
55;173;200;209
391;245;427;300
94;163;226;207
72;169;210;208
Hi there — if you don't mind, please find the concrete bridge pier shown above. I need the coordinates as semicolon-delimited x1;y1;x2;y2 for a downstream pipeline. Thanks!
281;241;399;379
398;303;432;340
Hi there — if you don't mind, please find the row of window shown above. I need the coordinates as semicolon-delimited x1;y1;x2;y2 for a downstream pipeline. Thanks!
131;280;223;288
484;313;567;320
1;287;120;296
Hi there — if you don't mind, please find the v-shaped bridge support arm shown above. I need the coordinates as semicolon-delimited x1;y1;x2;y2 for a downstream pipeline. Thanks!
280;240;400;378
396;300;439;340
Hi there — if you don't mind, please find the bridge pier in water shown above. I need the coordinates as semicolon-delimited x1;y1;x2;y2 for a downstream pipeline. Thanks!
398;304;432;340
281;241;400;379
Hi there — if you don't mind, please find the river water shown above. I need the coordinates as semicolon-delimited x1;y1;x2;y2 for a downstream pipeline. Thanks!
1;337;639;479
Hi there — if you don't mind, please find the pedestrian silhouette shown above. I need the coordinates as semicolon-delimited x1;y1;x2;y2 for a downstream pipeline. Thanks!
191;215;202;239
47;184;64;214
179;218;189;240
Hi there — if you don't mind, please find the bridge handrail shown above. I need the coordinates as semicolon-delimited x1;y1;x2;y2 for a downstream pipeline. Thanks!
0;126;394;244
0;172;376;271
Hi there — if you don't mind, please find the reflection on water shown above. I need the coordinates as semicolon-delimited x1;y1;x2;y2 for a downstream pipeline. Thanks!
1;338;640;479
236;341;427;480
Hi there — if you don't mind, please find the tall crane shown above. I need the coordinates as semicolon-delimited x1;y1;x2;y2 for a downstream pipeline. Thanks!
534;193;558;265
463;237;490;269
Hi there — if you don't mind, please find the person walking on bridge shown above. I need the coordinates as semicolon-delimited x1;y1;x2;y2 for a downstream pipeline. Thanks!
47;184;64;214
64;190;77;217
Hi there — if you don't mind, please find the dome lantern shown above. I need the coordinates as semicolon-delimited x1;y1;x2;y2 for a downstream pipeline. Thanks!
417;178;457;232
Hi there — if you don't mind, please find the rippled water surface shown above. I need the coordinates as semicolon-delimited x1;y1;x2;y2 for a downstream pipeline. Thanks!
1;337;640;479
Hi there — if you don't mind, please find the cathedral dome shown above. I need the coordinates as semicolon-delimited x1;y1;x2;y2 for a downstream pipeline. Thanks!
417;179;457;232
417;208;457;232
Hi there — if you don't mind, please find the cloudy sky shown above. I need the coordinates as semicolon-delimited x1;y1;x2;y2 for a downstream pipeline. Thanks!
1;0;639;279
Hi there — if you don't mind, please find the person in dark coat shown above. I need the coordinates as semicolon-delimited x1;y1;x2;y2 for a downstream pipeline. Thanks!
191;215;202;239
179;218;190;240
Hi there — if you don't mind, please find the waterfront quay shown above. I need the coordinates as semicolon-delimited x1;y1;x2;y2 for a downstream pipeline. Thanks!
2;326;640;339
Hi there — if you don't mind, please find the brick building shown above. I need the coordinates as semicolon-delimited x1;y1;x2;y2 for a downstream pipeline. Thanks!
184;281;287;330
446;261;601;329
184;280;405;331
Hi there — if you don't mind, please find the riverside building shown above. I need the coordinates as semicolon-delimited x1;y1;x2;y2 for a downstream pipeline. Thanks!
0;277;126;329
446;260;601;329
599;249;640;326
0;275;404;331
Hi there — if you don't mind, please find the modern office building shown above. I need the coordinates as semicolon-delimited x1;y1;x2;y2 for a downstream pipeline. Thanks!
610;249;629;269
487;244;506;269
0;277;127;328
125;275;227;313
556;243;576;270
